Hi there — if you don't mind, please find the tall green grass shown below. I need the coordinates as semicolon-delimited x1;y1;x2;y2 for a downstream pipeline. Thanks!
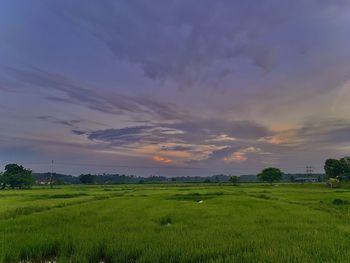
1;184;350;262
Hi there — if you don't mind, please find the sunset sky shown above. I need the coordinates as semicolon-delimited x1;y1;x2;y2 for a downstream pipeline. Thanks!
1;1;350;176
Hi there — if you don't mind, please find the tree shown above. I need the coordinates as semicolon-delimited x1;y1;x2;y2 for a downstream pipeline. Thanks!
229;176;239;186
79;174;96;184
324;157;350;179
54;178;65;185
324;159;343;179
340;157;350;178
257;167;283;185
0;172;4;189
1;164;33;189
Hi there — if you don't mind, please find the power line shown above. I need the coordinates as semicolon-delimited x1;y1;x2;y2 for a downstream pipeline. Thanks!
50;160;54;188
305;166;314;176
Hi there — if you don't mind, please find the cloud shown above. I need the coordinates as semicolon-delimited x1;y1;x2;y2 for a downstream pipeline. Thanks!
161;145;195;151
77;118;275;162
205;134;237;143
55;120;81;127
4;64;349;171
2;66;183;120
88;126;153;145
55;115;277;167
36;115;82;128
2;1;350;174
252;118;350;167
165;119;272;143
71;130;86;135
224;152;247;163
295;119;350;147
48;0;293;88
223;147;268;163
152;155;172;164
50;0;350;91
83;118;272;145
259;129;299;146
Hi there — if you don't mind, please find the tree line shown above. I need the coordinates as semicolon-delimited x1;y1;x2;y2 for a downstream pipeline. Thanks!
249;156;350;186
1;157;349;189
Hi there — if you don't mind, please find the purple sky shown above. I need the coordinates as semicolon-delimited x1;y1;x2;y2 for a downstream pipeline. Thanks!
1;1;350;176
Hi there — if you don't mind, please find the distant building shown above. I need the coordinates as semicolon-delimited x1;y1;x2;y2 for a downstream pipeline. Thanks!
294;177;318;183
35;180;47;185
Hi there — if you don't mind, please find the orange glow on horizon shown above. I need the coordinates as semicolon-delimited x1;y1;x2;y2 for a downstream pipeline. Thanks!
152;155;173;164
223;152;248;162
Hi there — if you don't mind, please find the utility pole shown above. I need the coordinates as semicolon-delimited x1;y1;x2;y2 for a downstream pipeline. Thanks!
305;166;313;176
50;160;54;188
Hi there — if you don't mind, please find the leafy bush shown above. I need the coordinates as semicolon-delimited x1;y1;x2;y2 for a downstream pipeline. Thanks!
159;215;173;226
256;194;271;200
327;178;341;188
332;199;349;205
169;192;224;202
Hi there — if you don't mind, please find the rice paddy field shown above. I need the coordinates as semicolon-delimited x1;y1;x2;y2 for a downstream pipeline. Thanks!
1;183;350;262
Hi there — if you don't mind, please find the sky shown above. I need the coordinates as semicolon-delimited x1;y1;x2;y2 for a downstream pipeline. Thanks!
0;0;350;176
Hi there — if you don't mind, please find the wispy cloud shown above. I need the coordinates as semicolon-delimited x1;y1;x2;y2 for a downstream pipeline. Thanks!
153;155;172;164
2;66;183;121
223;147;269;163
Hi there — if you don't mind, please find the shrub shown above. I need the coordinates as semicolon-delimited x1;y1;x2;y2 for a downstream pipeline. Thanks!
327;177;340;188
332;199;349;205
159;215;172;226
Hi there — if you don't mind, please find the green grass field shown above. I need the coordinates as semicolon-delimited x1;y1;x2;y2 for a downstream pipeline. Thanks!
1;183;350;262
